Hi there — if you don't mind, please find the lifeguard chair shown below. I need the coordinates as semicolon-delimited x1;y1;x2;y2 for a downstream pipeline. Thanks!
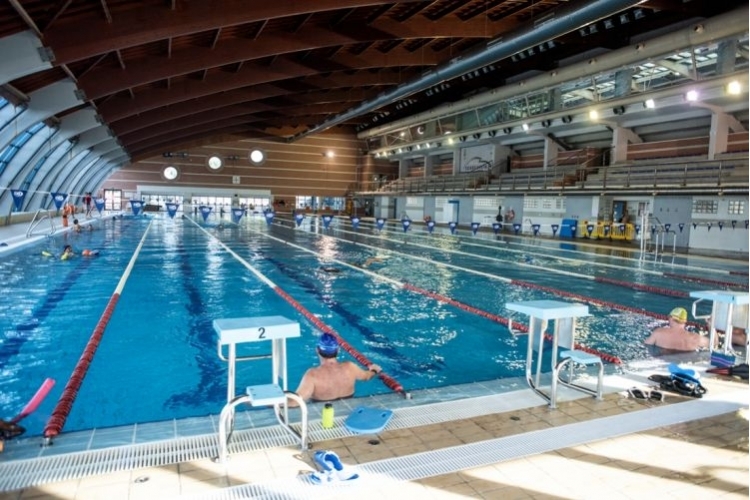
506;300;603;409
213;316;308;463
689;290;749;364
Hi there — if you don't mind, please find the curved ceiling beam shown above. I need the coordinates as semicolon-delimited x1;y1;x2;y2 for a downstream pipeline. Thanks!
119;100;357;146
120;101;352;150
98;50;439;121
130;128;282;162
111;72;407;135
128;123;273;160
77;21;488;100
43;0;428;63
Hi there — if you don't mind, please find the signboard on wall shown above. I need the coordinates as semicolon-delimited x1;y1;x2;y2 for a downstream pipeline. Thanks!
459;144;495;173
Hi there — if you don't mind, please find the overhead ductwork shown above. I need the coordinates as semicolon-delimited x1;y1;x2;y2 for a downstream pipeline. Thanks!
288;0;645;142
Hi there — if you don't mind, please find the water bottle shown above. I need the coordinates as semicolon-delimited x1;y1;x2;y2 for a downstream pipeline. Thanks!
321;403;334;429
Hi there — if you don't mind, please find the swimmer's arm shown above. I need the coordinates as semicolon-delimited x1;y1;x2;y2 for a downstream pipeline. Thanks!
348;361;382;381
288;370;314;407
643;331;658;345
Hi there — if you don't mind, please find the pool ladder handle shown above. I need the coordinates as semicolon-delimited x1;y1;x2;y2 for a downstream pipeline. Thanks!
550;350;604;410
215;385;308;464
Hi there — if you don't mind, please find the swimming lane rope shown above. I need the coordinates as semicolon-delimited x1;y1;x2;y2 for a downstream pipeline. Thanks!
188;219;408;398
43;221;153;442
662;272;748;290
259;224;622;365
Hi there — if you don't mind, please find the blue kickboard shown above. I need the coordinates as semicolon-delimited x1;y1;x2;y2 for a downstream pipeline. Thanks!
344;406;393;434
668;363;699;379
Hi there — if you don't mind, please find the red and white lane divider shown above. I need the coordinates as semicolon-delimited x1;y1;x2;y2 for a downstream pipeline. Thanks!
44;221;153;442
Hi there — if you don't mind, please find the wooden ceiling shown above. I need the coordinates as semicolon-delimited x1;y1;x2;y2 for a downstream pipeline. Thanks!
1;0;743;161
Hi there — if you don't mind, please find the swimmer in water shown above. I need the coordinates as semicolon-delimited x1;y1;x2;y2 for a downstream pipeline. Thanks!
320;266;342;274
362;257;385;268
61;245;74;260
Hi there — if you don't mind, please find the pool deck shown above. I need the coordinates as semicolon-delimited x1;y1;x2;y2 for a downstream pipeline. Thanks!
0;216;748;499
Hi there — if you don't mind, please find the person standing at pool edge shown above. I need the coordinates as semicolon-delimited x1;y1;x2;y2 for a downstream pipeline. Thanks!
644;307;709;352
289;333;382;405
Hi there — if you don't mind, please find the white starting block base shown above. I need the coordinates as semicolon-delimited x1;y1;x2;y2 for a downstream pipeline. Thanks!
506;300;602;409
214;316;308;463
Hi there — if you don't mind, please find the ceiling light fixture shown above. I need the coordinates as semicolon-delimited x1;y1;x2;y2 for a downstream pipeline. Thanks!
644;99;655;109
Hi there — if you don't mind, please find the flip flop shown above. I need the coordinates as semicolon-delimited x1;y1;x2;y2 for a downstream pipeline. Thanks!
627;388;648;399
313;450;334;473
319;451;359;481
649;390;665;402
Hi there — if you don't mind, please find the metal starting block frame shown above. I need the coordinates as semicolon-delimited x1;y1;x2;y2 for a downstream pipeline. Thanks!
506;300;602;409
213;316;308;463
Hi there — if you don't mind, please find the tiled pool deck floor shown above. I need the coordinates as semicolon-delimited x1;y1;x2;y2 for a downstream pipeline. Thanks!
0;366;747;500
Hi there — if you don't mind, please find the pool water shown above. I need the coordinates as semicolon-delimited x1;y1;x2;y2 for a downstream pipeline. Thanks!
0;215;745;435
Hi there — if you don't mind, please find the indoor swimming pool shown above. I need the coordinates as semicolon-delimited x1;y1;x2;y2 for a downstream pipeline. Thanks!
0;214;746;437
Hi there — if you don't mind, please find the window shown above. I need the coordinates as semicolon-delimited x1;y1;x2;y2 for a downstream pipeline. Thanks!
728;200;745;215
104;189;122;210
163;165;179;180
692;199;718;214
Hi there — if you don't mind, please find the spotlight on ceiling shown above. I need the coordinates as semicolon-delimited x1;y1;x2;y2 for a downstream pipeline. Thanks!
589;110;599;121
521;123;530;132
727;80;742;95
685;90;699;102
644;99;655;109
487;130;497;137
561;115;573;124
503;127;512;134
472;133;481;139
416;125;425;135
541;119;552;128
613;105;626;115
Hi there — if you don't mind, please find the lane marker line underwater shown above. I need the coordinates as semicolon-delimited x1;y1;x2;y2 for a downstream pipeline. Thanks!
187;218;408;398
44;221;153;442
251;223;622;364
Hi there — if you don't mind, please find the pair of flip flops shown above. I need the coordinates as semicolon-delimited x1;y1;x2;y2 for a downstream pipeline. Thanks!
309;450;359;484
627;388;665;402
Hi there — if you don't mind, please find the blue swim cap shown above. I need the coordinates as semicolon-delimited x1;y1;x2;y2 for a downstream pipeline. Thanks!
317;333;339;355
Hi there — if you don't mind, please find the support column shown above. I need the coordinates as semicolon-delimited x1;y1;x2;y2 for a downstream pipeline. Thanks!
424;155;435;177
709;112;730;159
543;136;559;169
398;159;410;178
610;126;642;165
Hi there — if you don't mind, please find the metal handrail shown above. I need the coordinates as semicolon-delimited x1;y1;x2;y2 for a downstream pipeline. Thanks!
26;209;56;238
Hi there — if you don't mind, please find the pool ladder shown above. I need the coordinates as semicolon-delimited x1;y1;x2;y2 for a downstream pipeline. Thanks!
26;209;56;238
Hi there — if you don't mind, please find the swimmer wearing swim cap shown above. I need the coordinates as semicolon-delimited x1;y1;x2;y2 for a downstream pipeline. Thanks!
644;307;708;352
289;332;383;405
